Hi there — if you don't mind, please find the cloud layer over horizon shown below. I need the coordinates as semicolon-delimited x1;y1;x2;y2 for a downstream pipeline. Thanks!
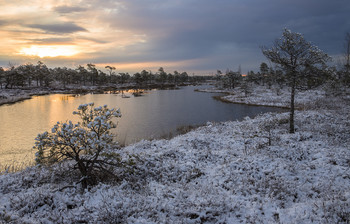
0;0;349;74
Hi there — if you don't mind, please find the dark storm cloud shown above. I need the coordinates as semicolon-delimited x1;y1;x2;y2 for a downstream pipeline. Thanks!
26;37;74;44
28;23;87;34
53;5;87;14
3;0;348;72
79;37;109;44
0;20;8;26
26;37;107;45
102;0;349;71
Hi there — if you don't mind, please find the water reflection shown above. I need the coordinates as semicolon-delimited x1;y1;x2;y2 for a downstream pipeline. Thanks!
57;95;78;101
0;86;282;170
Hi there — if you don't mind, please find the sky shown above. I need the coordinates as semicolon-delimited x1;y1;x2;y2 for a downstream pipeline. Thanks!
0;0;349;75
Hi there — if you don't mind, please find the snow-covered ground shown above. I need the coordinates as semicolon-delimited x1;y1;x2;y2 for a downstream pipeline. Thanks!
198;85;327;109
1;85;349;223
0;86;97;106
0;89;41;105
0;82;176;106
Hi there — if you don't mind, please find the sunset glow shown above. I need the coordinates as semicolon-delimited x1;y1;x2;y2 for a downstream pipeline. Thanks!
0;0;348;73
18;45;79;58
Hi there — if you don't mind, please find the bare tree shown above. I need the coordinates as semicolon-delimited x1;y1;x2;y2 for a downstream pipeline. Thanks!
105;66;116;76
0;67;4;89
345;32;350;72
77;65;88;86
343;32;350;86
87;63;98;85
260;62;269;86
262;29;330;133
105;65;116;84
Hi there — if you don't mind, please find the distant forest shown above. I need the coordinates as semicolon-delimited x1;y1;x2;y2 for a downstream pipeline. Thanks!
0;62;212;89
0;52;349;92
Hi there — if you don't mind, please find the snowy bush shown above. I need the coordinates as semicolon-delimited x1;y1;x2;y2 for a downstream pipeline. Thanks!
34;103;121;188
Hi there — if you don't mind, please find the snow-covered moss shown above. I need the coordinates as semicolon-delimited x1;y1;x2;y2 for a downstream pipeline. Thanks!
1;90;349;223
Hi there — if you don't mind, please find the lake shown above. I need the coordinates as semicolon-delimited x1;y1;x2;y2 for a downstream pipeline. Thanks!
0;85;282;170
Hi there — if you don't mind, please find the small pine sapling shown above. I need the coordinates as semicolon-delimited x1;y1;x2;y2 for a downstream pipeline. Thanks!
34;103;121;188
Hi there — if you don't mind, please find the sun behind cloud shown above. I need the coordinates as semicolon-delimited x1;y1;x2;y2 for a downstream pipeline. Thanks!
18;45;79;58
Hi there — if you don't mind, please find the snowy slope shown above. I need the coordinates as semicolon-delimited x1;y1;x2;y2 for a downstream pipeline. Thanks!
198;85;326;109
0;87;349;223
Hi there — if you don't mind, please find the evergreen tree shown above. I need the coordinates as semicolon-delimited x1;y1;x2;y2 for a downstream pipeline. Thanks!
262;29;330;133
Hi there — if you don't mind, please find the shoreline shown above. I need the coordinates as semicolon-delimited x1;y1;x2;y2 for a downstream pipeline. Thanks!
0;84;285;172
197;85;330;110
212;95;290;109
0;83;180;106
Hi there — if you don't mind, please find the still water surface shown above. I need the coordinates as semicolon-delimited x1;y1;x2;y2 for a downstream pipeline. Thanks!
0;85;282;169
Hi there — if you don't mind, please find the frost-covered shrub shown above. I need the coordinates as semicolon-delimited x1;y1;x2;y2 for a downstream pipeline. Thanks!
34;103;121;188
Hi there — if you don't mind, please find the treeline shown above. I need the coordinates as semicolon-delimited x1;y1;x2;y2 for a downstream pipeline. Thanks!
214;60;350;95
214;32;350;95
0;63;210;89
215;61;331;91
